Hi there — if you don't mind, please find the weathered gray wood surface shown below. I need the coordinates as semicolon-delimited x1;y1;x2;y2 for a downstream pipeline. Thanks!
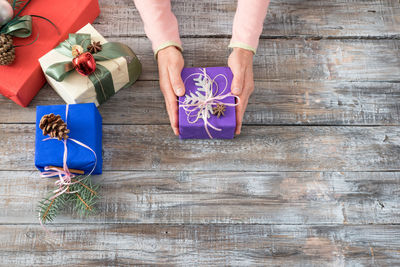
1;171;399;224
1;0;400;265
101;38;400;81
5;38;399;83
1;81;400;125
1;125;399;171
96;0;400;38
1;224;399;266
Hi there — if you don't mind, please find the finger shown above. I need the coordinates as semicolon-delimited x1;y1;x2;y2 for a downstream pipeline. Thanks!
235;96;248;135
235;69;254;135
164;90;180;136
229;64;245;96
159;68;180;135
168;63;185;96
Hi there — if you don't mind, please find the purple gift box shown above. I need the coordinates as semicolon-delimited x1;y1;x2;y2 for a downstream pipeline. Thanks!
179;67;237;139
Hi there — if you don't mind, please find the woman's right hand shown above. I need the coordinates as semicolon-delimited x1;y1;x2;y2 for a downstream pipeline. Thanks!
157;46;185;135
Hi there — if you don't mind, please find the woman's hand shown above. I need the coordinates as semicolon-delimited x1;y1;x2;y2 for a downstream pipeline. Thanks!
157;46;185;135
228;47;255;135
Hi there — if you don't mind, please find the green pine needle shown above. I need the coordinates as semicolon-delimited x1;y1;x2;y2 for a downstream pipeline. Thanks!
37;176;99;224
37;192;68;224
69;176;99;217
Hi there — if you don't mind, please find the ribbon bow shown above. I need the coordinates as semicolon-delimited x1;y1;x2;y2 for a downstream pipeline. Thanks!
0;15;32;38
0;0;58;47
45;33;142;105
179;68;240;139
40;104;97;200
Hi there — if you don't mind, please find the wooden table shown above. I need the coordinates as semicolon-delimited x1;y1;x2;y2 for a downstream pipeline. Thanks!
1;0;400;265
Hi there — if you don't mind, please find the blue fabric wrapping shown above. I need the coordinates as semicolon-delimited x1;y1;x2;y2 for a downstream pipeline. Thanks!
35;103;103;175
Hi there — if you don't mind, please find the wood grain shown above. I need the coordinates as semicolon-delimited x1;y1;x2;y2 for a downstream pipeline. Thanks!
0;224;399;266
1;81;400;126
1;171;399;224
1;125;399;172
1;0;399;265
95;0;400;38
95;37;400;82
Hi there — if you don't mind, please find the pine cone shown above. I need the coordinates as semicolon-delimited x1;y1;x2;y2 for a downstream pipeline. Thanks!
39;113;70;140
0;34;15;66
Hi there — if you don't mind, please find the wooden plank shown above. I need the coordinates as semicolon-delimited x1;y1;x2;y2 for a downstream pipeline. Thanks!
101;38;400;82
1;224;399;266
2;39;399;111
1;171;399;224
1;81;400;126
1;1;399;265
0;125;399;172
95;0;400;38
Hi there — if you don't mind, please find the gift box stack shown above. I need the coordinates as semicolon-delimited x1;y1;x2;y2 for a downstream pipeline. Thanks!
1;0;239;226
0;0;100;107
0;0;142;107
0;0;143;224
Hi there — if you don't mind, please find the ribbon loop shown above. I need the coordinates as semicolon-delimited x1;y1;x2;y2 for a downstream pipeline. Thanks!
55;33;92;57
1;15;32;37
44;61;75;82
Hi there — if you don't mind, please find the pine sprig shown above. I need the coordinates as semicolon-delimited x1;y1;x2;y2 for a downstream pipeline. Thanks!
37;192;68;224
37;176;99;224
69;176;99;217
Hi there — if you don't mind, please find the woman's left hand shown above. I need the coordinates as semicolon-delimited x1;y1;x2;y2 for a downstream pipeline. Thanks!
228;47;255;135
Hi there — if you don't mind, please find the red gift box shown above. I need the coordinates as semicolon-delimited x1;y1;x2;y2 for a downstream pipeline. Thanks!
0;0;100;107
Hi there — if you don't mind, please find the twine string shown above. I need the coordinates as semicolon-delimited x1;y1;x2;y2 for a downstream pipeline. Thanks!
93;70;107;100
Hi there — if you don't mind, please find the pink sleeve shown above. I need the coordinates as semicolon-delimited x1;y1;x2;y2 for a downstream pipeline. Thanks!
230;0;270;53
133;0;182;55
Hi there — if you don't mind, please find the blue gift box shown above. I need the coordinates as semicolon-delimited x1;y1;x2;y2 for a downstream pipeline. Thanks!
35;103;103;175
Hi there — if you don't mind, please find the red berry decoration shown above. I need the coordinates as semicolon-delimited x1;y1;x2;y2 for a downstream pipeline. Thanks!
72;52;96;76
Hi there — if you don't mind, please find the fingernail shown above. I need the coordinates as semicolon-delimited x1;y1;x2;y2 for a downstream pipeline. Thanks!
172;126;179;136
233;88;241;94
235;126;242;135
175;88;184;95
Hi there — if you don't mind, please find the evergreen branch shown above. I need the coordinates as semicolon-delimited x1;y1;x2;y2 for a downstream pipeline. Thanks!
71;177;97;195
68;176;99;217
37;192;68;224
36;176;99;224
